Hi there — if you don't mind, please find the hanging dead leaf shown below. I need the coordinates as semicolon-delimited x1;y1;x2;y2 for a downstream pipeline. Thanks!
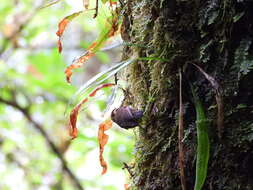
69;98;88;139
56;11;83;53
64;11;119;83
108;17;119;37
178;69;186;190
89;83;114;97
65;43;96;83
57;39;63;53
98;119;113;175
192;63;224;138
68;83;114;139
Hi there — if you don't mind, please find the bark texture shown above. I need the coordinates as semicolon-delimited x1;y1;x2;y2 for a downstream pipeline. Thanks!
121;0;253;189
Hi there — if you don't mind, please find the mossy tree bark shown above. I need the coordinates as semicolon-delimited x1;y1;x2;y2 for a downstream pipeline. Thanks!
121;0;253;189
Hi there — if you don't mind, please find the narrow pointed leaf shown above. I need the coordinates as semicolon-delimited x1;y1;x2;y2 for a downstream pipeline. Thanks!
70;58;135;105
98;119;113;174
69;98;88;139
192;63;224;138
68;83;114;139
64;13;119;83
56;11;83;53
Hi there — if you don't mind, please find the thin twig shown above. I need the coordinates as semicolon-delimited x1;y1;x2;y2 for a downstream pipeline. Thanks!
215;92;224;139
93;0;99;18
0;96;85;190
178;69;187;190
122;162;134;178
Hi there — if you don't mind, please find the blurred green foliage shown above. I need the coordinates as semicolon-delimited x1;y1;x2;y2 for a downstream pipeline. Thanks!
0;0;134;190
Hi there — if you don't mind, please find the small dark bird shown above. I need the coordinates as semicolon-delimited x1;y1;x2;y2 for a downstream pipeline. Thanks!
111;106;143;129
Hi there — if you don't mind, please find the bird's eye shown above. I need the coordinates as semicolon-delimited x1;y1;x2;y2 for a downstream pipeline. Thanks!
111;109;116;117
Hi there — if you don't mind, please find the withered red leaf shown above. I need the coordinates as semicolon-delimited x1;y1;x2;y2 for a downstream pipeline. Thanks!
64;12;119;83
69;98;88;139
109;0;117;7
89;83;114;97
64;42;97;83
65;51;95;83
57;39;63;53
98;119;112;175
68;83;114;139
56;11;82;53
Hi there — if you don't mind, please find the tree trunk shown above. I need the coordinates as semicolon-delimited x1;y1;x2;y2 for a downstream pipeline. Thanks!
121;0;253;189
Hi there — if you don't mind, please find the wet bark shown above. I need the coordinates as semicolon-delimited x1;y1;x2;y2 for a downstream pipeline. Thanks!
121;0;253;189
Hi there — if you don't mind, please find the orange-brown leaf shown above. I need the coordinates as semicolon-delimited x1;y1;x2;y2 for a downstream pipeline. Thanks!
88;42;97;51
56;11;82;53
89;83;114;97
64;42;97;83
63;11;120;82
56;18;68;37
109;0;117;7
69;98;88;139
124;184;131;190
98;119;112;175
68;83;114;139
107;16;119;38
57;39;63;53
65;51;95;83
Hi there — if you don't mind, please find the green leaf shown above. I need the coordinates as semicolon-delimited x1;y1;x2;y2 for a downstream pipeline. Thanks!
73;57;135;100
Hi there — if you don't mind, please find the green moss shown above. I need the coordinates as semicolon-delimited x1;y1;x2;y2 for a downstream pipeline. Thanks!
121;0;253;189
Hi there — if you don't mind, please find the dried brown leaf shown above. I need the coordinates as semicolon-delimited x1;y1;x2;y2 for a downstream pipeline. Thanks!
69;98;88;139
108;17;119;37
56;11;83;53
178;69;187;190
109;0;117;7
64;12;119;83
192;63;224;138
68;83;114;139
98;119;112;175
192;63;219;90
65;51;95;83
65;42;97;83
89;83;114;97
